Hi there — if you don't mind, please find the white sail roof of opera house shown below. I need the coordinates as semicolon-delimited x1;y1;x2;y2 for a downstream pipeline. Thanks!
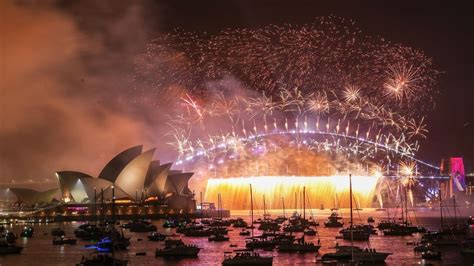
9;188;58;205
55;146;194;203
98;145;143;183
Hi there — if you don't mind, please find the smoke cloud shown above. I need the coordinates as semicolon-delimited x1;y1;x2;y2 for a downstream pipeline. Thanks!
0;1;169;183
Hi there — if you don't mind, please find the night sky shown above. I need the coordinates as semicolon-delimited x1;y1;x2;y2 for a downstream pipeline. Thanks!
1;0;473;183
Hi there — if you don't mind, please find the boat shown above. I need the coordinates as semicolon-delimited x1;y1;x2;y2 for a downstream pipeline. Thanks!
78;254;128;266
383;227;413;236
341;228;370;241
461;245;474;258
321;245;390;263
321;174;390;264
421;250;442;260
86;236;129;252
2;231;17;244
377;220;398;230
148;232;167;241
78;186;128;265
277;237;320;253
222;249;273;265
51;228;65;237
239;230;250;236
0;241;23;255
233;218;248;228
155;241;200;258
324;212;344;227
208;234;230;242
413;242;434;252
467;216;474;226
74;224;103;240
245;237;277;249
162;220;178;228
282;224;305;232
53;236;77;245
176;224;204;234
303;228;317;236
258;195;280;232
20;226;34;238
129;220;157;232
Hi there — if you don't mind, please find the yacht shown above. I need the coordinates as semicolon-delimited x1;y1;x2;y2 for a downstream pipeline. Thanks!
53;236;77;245
20;226;34;238
78;254;127;266
222;250;272;265
322;245;390;263
324;212;344;228
277;237;320;253
245;236;277;249
155;241;200;257
208;234;230;242
233;218;248;228
148;232;167;241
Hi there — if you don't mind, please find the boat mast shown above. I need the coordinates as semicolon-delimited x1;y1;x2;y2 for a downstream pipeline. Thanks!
263;195;266;220
94;187;97;225
349;174;354;262
250;184;254;238
218;193;222;220
453;195;457;228
439;181;444;230
400;185;404;225
282;197;286;219
303;186;306;221
404;186;408;225
111;185;115;259
200;191;203;220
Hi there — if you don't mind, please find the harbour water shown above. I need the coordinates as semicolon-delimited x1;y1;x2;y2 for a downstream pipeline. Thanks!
0;208;472;265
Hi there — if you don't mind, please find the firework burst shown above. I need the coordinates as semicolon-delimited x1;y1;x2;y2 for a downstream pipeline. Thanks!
133;16;439;175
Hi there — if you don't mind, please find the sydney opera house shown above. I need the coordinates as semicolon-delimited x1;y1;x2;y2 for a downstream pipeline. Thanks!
2;146;196;216
55;145;196;212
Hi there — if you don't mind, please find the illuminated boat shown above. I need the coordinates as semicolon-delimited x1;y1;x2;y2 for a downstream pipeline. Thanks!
239;230;251;236
341;228;370;241
421;250;442;260
53;236;77;245
277;237;320;253
233;218;248;228
321;246;390;263
324;212;344;228
222;250;272;265
155;241;200;258
148;232;167;241
208;234;230;242
78;254;128;266
303;228;317;235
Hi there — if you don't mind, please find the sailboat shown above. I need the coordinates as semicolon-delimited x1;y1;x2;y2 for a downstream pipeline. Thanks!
222;249;273;265
382;185;425;236
246;185;277;250
423;182;461;247
322;174;391;264
440;195;467;235
258;195;280;231
79;186;129;265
